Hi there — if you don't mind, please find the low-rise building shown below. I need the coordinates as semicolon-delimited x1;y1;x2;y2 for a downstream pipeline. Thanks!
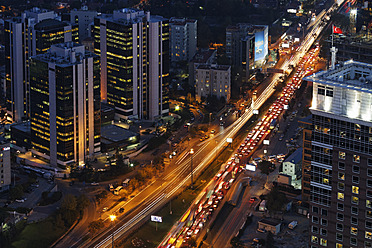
195;64;231;102
282;148;302;180
258;218;282;235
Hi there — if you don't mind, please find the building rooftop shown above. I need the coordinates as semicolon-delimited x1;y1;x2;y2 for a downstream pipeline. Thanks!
190;49;216;63
169;17;197;25
196;64;231;71
284;148;303;164
99;9;167;26
258;218;281;226
305;60;372;94
34;19;69;30
11;121;31;134
101;124;137;143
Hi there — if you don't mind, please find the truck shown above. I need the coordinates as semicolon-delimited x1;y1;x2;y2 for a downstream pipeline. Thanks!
288;221;298;229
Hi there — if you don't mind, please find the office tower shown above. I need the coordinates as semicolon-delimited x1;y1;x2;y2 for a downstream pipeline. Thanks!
30;42;100;167
94;8;169;121
62;8;98;42
304;60;372;248
195;64;231;102
169;17;197;62
0;142;11;192
5;8;78;122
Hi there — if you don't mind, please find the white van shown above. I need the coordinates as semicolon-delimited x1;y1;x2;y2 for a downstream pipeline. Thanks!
288;221;298;229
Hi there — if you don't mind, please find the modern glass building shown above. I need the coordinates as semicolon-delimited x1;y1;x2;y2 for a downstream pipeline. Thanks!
30;42;100;167
304;60;372;248
4;8;78;122
94;9;169;121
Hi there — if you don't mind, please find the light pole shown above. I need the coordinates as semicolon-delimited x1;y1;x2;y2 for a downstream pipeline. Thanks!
190;148;194;189
109;215;116;248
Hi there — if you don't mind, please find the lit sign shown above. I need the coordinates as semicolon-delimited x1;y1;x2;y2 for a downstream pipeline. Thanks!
151;215;162;223
246;164;256;171
253;109;259;115
226;138;233;143
263;140;270;145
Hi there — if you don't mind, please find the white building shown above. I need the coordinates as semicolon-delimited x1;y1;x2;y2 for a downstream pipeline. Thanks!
169;17;197;62
282;148;302;180
5;8;78;122
94;9;169;121
195;64;231;102
30;42;100;167
62;9;98;41
0;142;11;192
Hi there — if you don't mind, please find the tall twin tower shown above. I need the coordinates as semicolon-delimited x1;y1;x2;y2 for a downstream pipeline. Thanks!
5;8;169;167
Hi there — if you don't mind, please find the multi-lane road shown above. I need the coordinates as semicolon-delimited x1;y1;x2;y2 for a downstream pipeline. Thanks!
69;2;338;247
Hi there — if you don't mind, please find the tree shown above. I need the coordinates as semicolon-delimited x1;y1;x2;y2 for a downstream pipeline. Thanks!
266;231;274;247
88;219;105;234
61;194;77;211
266;187;288;213
258;160;273;189
9;185;24;200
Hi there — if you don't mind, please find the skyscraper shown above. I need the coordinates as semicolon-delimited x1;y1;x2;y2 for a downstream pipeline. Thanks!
304;60;372;248
30;42;100;167
5;8;78;122
94;8;169;121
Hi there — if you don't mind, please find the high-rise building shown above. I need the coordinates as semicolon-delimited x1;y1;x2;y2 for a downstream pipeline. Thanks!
0;141;11;192
5;8;78;122
304;60;372;248
30;42;100;167
169;17;197;62
62;8;98;42
94;8;169;121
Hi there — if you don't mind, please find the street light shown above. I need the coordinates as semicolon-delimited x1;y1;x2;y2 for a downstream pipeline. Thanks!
109;215;116;248
190;149;194;189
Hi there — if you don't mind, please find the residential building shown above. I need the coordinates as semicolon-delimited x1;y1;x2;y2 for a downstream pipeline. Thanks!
94;8;169;121
169;17;197;62
195;64;231;102
304;60;372;248
62;8;97;41
4;8;78;122
282;148;302;181
188;49;217;86
29;42;100;167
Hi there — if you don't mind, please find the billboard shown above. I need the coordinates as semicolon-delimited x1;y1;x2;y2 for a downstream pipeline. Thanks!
254;26;269;62
151;215;162;223
246;164;256;171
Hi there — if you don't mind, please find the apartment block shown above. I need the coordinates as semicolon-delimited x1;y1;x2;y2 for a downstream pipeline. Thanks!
169;17;197;62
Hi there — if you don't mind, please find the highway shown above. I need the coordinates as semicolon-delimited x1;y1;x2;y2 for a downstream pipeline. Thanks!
160;2;335;247
76;2;337;247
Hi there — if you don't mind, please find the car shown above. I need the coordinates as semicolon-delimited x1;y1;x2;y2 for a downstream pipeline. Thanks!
210;129;216;134
102;207;108;212
15;199;25;203
249;197;257;203
91;182;99;186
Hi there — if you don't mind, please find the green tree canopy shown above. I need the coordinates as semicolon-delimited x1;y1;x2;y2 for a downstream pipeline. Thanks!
258;160;272;175
266;187;288;212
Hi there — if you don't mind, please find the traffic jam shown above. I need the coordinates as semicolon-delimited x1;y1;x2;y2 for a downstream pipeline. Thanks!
164;45;320;247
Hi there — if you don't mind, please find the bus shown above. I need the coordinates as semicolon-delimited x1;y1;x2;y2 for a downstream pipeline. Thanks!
114;186;123;195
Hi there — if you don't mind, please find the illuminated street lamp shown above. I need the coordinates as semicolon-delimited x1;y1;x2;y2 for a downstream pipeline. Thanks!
175;105;180;111
110;215;116;248
190;149;194;189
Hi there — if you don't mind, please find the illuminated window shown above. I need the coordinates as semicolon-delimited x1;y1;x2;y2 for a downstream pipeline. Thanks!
355;124;361;131
336;242;343;248
354;155;360;163
352;186;359;194
352;196;359;204
351;227;358;235
338;172;345;180
311;236;318;243
338;192;344;201
323;178;329;184
367;210;372;219
367;231;372;240
339;151;346;160
368;200;372;209
320;238;327;246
